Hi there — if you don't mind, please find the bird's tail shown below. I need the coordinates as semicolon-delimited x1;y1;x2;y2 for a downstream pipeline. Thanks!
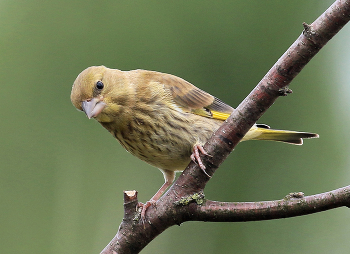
251;124;319;145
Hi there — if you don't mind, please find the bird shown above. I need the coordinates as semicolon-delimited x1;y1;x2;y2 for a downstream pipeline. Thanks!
70;66;318;215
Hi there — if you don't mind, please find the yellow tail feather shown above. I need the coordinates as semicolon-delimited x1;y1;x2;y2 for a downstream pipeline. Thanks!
253;127;319;145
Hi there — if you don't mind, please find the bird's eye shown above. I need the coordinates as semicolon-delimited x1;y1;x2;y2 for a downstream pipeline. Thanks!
96;81;104;90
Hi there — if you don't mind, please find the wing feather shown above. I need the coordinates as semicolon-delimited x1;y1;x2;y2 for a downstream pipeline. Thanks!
144;70;234;121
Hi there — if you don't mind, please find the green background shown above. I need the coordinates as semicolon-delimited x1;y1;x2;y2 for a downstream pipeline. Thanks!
1;0;350;253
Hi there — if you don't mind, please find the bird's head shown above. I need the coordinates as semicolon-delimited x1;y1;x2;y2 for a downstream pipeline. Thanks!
70;66;127;123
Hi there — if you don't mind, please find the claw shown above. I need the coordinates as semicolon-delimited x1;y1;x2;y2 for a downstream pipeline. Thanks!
138;200;156;223
190;144;211;178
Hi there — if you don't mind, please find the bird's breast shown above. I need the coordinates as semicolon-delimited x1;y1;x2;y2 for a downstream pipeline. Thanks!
100;104;222;171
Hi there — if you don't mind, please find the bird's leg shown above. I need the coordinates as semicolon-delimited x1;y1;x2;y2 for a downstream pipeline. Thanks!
139;170;175;220
190;144;211;178
140;181;171;218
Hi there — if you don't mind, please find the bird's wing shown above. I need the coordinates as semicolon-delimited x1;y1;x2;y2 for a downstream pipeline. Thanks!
159;73;234;120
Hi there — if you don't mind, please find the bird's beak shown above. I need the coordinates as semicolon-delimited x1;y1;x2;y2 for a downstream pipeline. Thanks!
81;98;106;119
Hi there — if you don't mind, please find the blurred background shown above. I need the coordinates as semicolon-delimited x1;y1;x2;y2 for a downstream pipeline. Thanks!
1;0;349;253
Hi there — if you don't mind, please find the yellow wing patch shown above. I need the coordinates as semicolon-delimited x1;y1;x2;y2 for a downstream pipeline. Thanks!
211;110;230;121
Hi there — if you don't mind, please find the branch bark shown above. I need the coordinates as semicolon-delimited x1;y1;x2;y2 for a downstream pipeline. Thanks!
101;1;350;253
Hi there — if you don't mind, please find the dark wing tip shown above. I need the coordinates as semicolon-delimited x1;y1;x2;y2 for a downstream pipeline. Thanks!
208;97;234;114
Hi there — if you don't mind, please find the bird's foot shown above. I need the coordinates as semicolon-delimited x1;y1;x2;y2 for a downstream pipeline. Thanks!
138;199;156;223
190;144;212;178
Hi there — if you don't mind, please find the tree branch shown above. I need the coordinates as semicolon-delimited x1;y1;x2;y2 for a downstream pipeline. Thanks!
194;187;350;222
100;1;350;253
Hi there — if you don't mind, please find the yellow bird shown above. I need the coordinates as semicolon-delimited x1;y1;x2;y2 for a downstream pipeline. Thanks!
70;66;318;212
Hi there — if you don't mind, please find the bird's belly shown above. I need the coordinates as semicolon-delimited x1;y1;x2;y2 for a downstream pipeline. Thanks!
114;125;194;171
103;111;222;172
